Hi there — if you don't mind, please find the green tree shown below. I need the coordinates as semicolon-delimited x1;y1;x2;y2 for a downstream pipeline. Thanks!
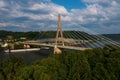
70;53;91;80
0;73;4;80
15;66;34;80
36;57;67;80
0;56;25;80
91;63;110;80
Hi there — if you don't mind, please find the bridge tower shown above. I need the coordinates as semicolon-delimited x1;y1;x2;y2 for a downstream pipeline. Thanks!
54;14;64;54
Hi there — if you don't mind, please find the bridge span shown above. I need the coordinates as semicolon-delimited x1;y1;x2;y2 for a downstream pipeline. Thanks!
26;42;91;51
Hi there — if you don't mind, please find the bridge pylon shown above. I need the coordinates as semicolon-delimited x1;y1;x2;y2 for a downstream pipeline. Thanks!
54;14;64;54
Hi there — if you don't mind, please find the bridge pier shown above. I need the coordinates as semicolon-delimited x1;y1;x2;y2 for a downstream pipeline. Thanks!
54;45;62;54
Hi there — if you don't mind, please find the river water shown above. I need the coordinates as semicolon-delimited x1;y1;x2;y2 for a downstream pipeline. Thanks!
0;40;119;64
0;51;51;64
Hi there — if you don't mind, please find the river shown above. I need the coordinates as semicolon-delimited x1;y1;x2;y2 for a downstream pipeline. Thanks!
0;40;119;64
0;50;51;64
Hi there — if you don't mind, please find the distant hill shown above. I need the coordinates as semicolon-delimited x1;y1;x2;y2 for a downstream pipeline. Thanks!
103;34;120;40
0;30;39;40
0;30;119;41
0;30;97;40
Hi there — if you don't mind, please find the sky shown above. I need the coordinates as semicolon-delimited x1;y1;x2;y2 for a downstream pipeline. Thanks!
0;0;120;34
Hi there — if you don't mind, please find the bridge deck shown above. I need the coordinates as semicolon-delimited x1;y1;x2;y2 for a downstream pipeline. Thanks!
27;42;91;51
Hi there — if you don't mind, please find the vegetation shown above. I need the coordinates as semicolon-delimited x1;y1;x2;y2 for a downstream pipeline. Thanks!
0;46;4;52
0;47;120;80
1;30;119;40
103;34;120;40
0;30;39;40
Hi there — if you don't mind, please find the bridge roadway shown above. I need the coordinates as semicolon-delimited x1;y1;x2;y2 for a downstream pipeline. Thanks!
27;42;91;51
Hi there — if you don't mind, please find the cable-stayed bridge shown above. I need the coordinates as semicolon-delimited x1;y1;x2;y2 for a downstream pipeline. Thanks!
24;14;120;54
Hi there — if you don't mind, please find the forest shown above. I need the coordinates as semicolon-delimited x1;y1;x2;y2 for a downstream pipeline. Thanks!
0;46;120;80
0;30;120;40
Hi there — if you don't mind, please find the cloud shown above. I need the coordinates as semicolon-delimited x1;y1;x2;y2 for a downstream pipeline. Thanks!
83;0;110;3
0;1;5;7
66;0;120;33
0;0;70;32
0;23;10;27
0;0;120;34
